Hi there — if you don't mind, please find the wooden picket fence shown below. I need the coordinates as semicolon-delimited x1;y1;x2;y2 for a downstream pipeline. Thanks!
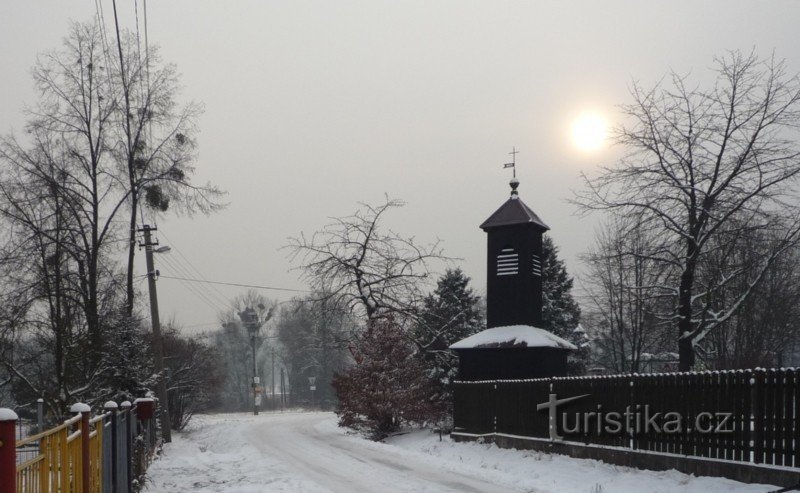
1;399;158;493
453;367;799;468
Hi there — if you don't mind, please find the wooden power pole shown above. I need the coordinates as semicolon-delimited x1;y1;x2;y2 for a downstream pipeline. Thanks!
140;224;172;443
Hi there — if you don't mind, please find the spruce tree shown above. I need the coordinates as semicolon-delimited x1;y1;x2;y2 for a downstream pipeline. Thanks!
411;268;484;422
541;236;587;374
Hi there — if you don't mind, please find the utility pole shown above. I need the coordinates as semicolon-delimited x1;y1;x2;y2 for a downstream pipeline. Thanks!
239;306;274;416
271;349;276;411
280;368;286;411
251;330;259;415
140;224;172;443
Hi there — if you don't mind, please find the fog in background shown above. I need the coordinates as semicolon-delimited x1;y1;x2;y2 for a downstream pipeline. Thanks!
2;1;798;331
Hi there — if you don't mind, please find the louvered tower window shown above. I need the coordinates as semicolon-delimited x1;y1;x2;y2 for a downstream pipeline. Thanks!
497;247;519;276
532;254;542;277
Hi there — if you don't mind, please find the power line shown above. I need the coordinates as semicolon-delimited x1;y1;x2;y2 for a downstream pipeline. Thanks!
158;256;219;309
157;255;229;313
158;230;232;306
158;251;229;308
159;275;309;294
93;0;117;98
156;253;229;312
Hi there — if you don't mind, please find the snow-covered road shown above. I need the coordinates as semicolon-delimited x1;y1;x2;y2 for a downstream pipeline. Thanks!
146;412;517;493
145;412;779;493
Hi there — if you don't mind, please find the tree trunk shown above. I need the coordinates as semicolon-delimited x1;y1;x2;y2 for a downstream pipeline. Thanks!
677;256;696;371
125;201;137;317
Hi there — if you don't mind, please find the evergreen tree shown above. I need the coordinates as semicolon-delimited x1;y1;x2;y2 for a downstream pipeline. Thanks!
332;317;440;440
414;269;483;354
411;268;484;423
541;236;587;374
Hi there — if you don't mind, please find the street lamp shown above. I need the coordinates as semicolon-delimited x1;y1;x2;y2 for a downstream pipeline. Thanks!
238;306;274;415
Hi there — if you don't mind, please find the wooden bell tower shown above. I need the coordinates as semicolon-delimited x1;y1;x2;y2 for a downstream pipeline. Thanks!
449;154;574;381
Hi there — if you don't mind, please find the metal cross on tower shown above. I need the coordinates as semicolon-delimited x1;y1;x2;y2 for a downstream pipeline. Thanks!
503;147;519;178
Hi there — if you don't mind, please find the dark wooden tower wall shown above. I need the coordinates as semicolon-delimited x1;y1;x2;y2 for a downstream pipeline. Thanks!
480;179;549;329
485;224;543;328
454;347;568;380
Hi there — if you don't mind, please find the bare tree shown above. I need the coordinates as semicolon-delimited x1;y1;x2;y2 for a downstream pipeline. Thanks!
276;296;352;408
582;216;673;373
287;197;449;324
162;325;223;430
211;291;277;411
103;18;225;315
576;51;800;370
0;20;223;412
702;226;800;367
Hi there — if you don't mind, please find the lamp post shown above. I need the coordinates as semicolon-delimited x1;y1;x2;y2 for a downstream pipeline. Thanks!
238;305;274;415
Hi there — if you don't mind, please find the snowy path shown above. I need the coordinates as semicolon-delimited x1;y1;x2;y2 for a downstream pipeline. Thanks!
145;412;779;493
146;412;518;493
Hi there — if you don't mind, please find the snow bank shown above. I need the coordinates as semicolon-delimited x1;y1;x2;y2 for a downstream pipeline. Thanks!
450;325;577;350
386;429;776;493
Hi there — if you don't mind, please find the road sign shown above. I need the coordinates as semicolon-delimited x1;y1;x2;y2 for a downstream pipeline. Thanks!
310;386;316;391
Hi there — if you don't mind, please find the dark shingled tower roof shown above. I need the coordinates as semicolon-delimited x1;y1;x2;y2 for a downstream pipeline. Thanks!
479;178;549;231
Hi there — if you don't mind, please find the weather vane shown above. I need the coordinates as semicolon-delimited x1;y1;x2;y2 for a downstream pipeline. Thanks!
503;147;518;178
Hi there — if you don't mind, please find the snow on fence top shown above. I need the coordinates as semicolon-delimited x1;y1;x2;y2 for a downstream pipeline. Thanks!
0;408;18;421
70;403;91;413
453;366;795;384
449;325;577;350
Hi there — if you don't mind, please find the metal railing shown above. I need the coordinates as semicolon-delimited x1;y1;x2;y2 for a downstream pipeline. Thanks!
1;398;159;493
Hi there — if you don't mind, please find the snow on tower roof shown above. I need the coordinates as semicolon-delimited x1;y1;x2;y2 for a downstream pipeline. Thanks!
449;325;576;350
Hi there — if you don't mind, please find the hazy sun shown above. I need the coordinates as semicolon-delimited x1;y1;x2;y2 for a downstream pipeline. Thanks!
571;113;608;152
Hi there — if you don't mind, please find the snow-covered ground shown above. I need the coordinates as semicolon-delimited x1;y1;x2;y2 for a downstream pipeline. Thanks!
145;412;780;493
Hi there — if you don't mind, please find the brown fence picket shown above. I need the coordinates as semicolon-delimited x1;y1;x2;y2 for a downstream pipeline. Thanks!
782;369;797;467
795;368;800;468
765;369;777;465
729;371;745;462
752;370;765;464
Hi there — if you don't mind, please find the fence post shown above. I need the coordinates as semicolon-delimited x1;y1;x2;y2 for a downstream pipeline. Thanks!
105;401;119;493
36;398;44;431
71;403;92;493
121;401;132;493
0;408;18;493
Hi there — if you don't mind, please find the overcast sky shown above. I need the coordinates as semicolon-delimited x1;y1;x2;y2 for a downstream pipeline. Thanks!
2;1;799;333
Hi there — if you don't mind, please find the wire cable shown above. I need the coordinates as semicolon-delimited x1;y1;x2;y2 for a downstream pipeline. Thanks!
159;275;309;294
93;0;118;101
159;252;232;310
157;255;229;313
158;230;238;305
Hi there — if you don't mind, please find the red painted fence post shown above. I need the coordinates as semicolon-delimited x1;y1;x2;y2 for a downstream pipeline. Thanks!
71;403;92;493
0;408;18;493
